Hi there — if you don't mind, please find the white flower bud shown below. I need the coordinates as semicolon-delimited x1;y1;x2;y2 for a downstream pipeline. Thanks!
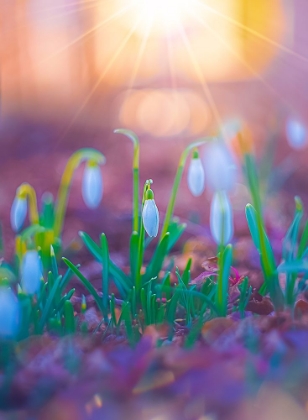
286;118;307;150
142;189;159;237
21;250;42;295
10;197;27;232
82;163;103;209
203;141;237;192
210;191;233;245
0;287;20;338
187;156;205;197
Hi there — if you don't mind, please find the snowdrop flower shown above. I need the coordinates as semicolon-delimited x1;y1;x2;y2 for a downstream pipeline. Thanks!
187;150;205;197
286;118;307;150
204;141;237;192
21;250;42;295
142;189;159;237
210;191;233;245
10;196;27;232
82;162;103;209
0;287;20;338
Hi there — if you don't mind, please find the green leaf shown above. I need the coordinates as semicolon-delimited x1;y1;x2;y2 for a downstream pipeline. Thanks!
182;258;192;287
40;193;55;229
59;265;78;293
39;275;63;331
79;231;131;295
64;300;75;334
278;260;308;273
166;220;186;252
120;302;135;346
143;232;170;282
56;289;75;313
130;231;139;283
100;233;110;323
245;204;276;270
298;220;308;258
282;197;303;261
79;231;101;260
245;204;260;250
216;244;233;317
62;257;104;314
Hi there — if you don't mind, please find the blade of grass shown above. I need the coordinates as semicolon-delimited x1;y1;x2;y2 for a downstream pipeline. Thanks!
39;275;63;331
143;233;170;283
100;233;110;324
64;300;75;334
79;231;132;294
62;258;104;314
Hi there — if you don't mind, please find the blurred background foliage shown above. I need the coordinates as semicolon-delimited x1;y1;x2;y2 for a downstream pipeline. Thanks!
0;0;297;137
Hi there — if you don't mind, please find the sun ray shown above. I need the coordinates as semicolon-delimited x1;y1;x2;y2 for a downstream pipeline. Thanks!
192;0;308;65
164;16;178;93
38;1;137;65
33;2;103;25
30;0;100;15
186;7;292;109
53;16;141;148
175;17;223;133
125;13;153;92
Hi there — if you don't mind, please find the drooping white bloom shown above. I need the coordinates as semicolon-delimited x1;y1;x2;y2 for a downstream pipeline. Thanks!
205;142;237;191
210;191;233;245
187;157;205;197
203;141;237;192
142;189;159;237
21;250;42;295
10;196;27;232
286;118;307;150
0;287;20;338
82;163;103;209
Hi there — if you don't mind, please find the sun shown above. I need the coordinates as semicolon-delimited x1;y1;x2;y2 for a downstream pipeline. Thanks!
116;0;192;37
138;0;189;30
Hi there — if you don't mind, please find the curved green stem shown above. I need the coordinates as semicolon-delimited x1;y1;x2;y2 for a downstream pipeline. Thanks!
54;148;105;238
114;129;140;233
160;137;209;239
17;183;39;225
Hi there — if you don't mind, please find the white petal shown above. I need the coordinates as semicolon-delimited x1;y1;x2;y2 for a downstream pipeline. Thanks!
82;165;103;209
0;288;19;338
187;158;205;197
142;199;159;237
203;142;237;192
210;191;233;245
286;118;307;150
21;251;42;295
10;197;27;232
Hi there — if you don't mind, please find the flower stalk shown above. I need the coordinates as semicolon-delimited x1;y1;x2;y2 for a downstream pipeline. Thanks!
114;129;140;233
54;148;105;238
161;138;208;239
13;183;39;227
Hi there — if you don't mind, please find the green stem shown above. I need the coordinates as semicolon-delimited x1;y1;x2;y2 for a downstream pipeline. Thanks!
244;154;272;278
54;148;105;239
114;129;140;233
160;138;208;239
